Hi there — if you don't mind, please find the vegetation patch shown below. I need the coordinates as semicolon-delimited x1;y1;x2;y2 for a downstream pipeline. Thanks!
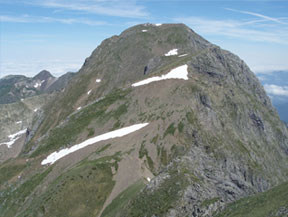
87;127;95;137
146;155;155;171
138;140;154;171
151;134;159;144
139;141;147;159
97;143;112;153
177;121;184;133
170;144;186;159
186;111;198;125
160;146;168;166
101;180;145;217
164;123;176;137
112;120;121;130
111;103;128;120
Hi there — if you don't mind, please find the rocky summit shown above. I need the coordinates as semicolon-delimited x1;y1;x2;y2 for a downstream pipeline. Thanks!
1;23;288;217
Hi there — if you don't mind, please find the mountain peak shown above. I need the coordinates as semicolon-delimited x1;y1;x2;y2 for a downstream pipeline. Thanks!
33;70;54;80
2;23;288;217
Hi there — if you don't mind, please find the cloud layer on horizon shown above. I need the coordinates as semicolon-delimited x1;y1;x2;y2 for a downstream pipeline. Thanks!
264;84;288;97
0;59;83;78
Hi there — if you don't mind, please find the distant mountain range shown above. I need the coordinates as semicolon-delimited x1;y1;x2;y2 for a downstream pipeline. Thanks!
0;70;75;104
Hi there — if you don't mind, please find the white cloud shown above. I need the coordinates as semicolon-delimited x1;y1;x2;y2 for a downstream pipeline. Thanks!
26;0;148;18
225;8;287;24
264;84;288;97
252;65;288;74
0;15;107;25
0;59;82;78
257;76;267;81
173;16;288;45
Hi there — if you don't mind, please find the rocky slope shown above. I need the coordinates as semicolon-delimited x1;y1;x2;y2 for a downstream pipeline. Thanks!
0;71;75;163
1;23;288;217
0;94;50;163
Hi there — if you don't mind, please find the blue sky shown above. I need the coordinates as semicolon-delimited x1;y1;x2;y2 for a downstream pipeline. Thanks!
0;0;288;78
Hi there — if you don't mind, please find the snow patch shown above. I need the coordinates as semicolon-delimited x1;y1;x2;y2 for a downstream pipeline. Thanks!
77;107;82;111
8;129;27;140
147;177;151;182
34;82;41;88
0;129;27;148
16;121;22;124
34;108;38;112
41;123;149;165
142;29;147;32
132;64;188;87
165;49;178;56
144;23;162;27
96;79;101;83
87;90;92;95
178;54;188;57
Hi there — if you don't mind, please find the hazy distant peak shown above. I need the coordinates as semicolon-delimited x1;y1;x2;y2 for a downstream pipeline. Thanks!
33;70;54;80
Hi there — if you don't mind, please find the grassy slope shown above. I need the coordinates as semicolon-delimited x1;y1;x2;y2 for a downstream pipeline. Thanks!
215;181;288;217
28;88;130;157
19;153;121;217
0;167;52;217
0;162;26;187
101;180;145;217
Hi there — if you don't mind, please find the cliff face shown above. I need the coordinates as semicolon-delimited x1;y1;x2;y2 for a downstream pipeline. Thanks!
1;23;288;217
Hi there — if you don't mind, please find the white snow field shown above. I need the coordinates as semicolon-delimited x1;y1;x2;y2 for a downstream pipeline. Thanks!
87;89;92;95
142;30;148;32
41;123;149;165
165;49;178;56
96;79;101;83
0;129;27;148
132;64;188;87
